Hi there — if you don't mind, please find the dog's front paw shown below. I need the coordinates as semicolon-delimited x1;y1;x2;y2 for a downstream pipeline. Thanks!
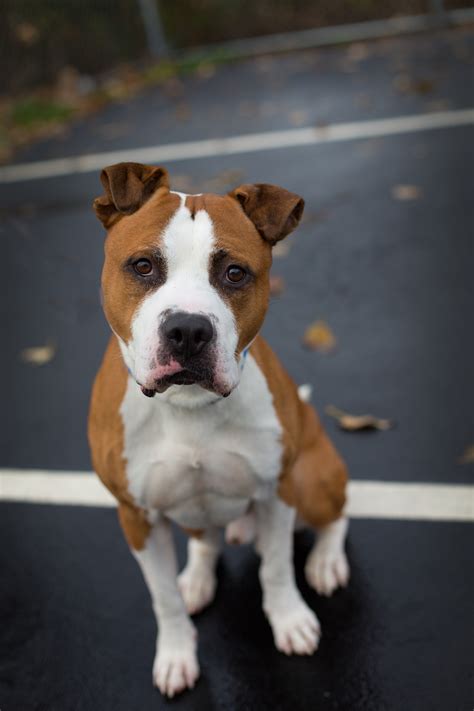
266;596;321;655
178;564;217;615
153;622;199;697
305;547;350;597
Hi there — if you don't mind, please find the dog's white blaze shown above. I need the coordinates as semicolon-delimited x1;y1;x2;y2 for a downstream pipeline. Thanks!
127;194;239;401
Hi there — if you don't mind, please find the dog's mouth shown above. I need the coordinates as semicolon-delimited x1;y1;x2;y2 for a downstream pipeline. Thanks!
141;368;218;397
166;370;203;386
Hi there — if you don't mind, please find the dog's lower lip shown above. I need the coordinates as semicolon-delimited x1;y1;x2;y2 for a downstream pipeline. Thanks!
141;386;156;397
161;370;202;386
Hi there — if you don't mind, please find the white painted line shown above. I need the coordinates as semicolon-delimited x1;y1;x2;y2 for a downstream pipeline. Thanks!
1;469;473;522
0;470;116;508
346;481;474;522
1;108;473;184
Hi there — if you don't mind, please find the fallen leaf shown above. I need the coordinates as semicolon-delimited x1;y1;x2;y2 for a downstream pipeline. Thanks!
458;445;474;464
196;62;216;80
411;78;435;95
303;321;336;352
239;101;258;117
346;43;369;62
15;22;39;45
325;405;393;431
269;275;285;296
172;174;195;192
393;75;435;95
20;343;56;366
391;184;422;201
272;240;291;258
354;92;373;110
203;170;244;192
97;121;130;139
425;99;452;112
289;110;309;126
175;103;191;122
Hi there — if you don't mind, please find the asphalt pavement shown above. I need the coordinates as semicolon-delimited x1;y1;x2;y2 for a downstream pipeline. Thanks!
1;27;473;711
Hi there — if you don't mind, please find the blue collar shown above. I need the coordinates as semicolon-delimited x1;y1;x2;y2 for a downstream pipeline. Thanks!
240;346;250;371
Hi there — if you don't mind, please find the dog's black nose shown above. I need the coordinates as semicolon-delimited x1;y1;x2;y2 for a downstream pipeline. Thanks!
163;313;214;360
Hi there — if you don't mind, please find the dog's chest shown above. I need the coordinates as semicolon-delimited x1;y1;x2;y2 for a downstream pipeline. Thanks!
120;356;283;529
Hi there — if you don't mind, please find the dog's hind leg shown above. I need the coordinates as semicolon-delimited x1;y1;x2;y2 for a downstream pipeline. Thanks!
304;516;349;596
255;497;321;655
225;506;257;545
178;528;220;615
279;400;350;596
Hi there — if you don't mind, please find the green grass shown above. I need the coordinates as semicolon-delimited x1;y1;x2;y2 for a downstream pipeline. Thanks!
10;99;75;127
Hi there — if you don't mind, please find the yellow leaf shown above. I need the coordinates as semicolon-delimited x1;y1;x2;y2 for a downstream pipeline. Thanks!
303;321;336;352
392;184;422;201
325;405;393;432
20;343;56;366
458;445;474;464
269;275;285;296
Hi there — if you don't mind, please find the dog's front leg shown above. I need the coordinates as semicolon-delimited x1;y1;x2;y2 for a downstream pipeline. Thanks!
178;528;221;615
255;497;321;655
120;505;199;697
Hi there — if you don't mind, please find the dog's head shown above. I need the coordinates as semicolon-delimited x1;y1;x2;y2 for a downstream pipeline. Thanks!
94;162;304;405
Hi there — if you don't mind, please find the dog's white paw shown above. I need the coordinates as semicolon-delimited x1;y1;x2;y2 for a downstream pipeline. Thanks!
267;598;321;655
178;564;217;615
305;547;350;597
153;623;199;698
225;511;256;545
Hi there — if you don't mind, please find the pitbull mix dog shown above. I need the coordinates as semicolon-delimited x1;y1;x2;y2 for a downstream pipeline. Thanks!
88;162;349;698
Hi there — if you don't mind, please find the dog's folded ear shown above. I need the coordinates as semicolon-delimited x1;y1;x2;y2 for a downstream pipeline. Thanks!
229;183;304;245
93;162;169;228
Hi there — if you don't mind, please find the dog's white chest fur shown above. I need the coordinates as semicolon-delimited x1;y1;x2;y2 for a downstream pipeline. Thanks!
121;355;283;529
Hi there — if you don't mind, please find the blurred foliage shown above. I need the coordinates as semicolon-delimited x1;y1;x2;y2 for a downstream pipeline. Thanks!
10;98;74;127
161;0;428;47
0;0;471;161
1;0;146;95
1;0;473;95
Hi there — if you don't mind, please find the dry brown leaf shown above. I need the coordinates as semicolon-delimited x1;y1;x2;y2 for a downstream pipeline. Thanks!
269;275;285;296
326;405;393;431
20;343;56;366
354;92;373;110
393;75;435;95
203;169;244;192
303;321;336;352
175;103;191;122
172;174;195;192
15;22;39;45
97;121;130;139
346;43;369;62
391;184;422;201
458;445;474;464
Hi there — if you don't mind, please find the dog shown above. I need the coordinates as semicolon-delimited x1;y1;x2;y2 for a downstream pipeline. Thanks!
88;162;349;698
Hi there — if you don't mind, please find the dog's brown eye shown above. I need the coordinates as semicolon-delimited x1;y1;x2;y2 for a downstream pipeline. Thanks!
225;265;246;284
134;259;153;276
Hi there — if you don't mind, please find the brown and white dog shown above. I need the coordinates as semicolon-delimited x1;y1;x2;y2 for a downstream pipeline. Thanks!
88;162;349;698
